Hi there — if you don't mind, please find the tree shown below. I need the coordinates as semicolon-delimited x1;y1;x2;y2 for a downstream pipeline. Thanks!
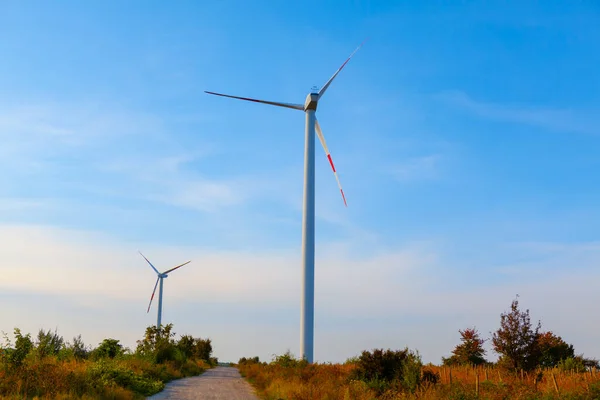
537;331;574;368
443;327;487;366
35;329;64;359
93;338;124;359
70;334;89;360
492;296;541;371
136;324;178;363
193;338;212;361
8;328;33;368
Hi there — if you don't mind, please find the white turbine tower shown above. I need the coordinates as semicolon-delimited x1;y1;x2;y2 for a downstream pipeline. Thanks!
205;41;365;363
139;251;191;329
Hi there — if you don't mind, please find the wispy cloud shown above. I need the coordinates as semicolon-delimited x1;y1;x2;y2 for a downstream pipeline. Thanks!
436;91;600;135
1;224;598;363
0;102;294;215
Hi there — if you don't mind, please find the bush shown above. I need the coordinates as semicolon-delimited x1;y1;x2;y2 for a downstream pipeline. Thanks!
238;356;261;365
92;338;124;360
558;356;587;373
350;348;423;394
88;359;164;396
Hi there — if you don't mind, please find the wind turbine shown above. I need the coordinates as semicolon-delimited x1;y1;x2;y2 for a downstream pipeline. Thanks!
205;41;366;362
139;251;191;329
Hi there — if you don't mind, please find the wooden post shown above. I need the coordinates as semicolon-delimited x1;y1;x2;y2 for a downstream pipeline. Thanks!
552;372;560;395
449;368;453;385
498;370;502;383
485;368;488;381
475;372;480;396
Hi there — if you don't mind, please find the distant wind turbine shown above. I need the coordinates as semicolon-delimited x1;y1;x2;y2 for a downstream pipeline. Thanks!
139;251;191;329
205;40;366;363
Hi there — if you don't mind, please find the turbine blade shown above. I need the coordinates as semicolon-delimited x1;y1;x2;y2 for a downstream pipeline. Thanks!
204;91;304;110
315;119;347;207
139;251;160;275
318;39;367;100
163;260;191;275
147;277;160;313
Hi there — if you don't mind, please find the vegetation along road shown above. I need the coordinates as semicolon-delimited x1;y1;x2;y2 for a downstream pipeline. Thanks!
147;366;259;400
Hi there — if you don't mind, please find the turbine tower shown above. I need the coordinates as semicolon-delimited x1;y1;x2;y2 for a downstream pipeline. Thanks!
205;41;365;362
139;251;191;329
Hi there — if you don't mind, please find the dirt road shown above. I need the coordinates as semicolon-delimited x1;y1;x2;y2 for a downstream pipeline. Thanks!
147;366;259;400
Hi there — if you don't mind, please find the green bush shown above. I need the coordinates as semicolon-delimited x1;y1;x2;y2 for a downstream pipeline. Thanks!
350;348;423;394
88;359;165;396
557;356;587;373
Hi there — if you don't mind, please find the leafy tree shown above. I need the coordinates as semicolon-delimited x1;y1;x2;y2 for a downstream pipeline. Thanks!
70;334;89;360
8;328;33;368
136;324;178;363
193;338;212;361
176;334;212;362
537;331;574;367
492;296;541;371
35;328;64;359
443;327;487;366
93;338;124;359
177;334;196;358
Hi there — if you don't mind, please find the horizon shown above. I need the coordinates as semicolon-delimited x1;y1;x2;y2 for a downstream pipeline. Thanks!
1;1;599;364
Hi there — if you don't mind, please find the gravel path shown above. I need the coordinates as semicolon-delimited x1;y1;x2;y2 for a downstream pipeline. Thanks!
147;366;260;400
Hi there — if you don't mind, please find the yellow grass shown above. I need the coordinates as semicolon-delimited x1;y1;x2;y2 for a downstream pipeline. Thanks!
238;362;600;400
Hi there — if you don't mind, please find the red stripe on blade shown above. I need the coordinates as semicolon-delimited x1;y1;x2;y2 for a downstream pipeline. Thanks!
327;155;336;172
341;189;347;207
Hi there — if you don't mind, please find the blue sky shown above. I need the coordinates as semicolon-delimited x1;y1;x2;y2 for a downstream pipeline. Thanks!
1;1;599;363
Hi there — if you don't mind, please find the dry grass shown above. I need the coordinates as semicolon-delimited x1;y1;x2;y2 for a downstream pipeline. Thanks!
238;362;600;400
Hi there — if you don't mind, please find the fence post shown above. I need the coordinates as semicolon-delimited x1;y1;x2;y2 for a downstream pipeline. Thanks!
552;372;560;396
475;372;480;397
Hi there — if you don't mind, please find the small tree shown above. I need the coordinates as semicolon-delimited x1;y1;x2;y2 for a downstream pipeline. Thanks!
136;324;177;363
93;338;123;359
537;331;574;368
492;296;541;371
8;328;33;368
35;328;64;359
443;327;487;366
351;348;422;393
70;334;89;360
193;338;212;362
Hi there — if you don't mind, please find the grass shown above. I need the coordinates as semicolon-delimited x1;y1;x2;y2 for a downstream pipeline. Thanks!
0;325;213;399
238;359;600;400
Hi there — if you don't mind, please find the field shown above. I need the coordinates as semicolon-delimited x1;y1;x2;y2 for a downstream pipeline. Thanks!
238;359;600;400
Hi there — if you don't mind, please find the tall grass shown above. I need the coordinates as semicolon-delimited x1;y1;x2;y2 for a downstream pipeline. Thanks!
237;355;600;400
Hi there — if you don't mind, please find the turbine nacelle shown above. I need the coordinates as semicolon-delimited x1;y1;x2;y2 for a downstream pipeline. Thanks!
304;93;319;111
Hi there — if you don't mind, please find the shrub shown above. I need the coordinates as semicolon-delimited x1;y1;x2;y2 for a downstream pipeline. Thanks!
92;338;124;360
352;348;408;383
35;329;64;360
443;328;488;366
558;356;587;373
8;328;33;368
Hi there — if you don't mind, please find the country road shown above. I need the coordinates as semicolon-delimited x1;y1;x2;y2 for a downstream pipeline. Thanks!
147;366;259;400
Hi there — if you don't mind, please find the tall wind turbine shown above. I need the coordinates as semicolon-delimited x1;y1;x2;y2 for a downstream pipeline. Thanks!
139;251;191;329
205;41;365;362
